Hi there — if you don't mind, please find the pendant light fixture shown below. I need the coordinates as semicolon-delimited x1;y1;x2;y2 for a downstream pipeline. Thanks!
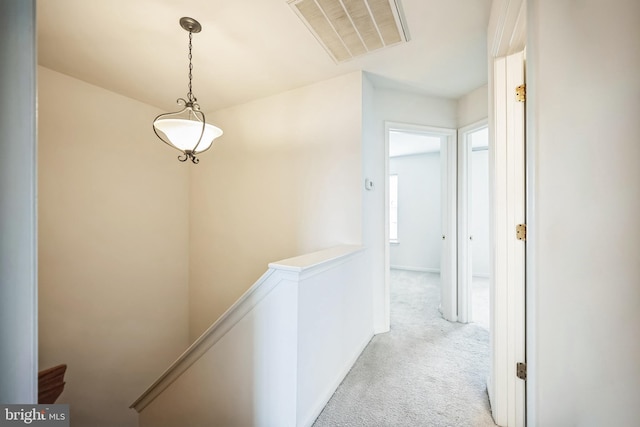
153;17;223;164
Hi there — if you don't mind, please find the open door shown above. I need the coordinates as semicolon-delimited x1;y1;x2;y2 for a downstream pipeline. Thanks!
457;121;489;324
490;49;526;427
439;128;457;322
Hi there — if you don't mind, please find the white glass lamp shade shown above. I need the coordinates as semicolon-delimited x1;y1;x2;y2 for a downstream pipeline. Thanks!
153;118;223;154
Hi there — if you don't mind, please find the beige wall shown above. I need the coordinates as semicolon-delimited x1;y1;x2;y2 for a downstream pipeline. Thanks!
188;72;363;340
38;67;190;427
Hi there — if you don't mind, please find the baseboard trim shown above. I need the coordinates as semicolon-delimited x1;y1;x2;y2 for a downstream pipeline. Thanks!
300;332;374;427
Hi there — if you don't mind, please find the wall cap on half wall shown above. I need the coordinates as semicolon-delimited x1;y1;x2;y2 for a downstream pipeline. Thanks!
269;245;365;273
130;244;365;413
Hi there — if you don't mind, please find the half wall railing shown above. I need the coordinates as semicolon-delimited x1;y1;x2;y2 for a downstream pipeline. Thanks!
131;245;372;427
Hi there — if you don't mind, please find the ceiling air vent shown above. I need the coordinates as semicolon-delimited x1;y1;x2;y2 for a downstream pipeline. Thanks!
289;0;409;62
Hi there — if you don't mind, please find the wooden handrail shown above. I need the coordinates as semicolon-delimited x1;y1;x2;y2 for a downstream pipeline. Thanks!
38;364;67;404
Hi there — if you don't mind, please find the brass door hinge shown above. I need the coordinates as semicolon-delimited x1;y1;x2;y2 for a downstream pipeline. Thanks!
516;84;526;102
516;223;527;241
517;362;527;380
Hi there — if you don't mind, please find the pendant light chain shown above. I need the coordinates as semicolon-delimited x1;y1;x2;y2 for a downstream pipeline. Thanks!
153;17;222;164
187;31;196;105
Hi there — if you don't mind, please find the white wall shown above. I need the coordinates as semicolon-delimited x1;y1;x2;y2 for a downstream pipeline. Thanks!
140;273;300;427
295;248;372;426
137;246;371;427
38;67;190;427
458;84;488;128
527;1;640;425
363;83;458;332
374;88;458;130
361;74;381;331
0;0;37;404
389;153;441;271
458;86;489;279
189;72;363;340
362;81;457;332
471;149;490;277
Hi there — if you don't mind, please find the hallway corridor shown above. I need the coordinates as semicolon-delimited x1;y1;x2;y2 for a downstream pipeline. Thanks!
313;270;496;427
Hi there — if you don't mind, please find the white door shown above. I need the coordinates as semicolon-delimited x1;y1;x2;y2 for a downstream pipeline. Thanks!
490;49;526;427
439;129;457;322
457;121;489;324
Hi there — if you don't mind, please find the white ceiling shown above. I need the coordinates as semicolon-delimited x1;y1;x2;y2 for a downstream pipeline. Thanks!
37;0;491;113
389;131;441;157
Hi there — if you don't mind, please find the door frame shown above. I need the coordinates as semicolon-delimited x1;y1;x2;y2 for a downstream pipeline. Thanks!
490;51;526;427
457;119;488;324
383;122;457;329
0;0;38;403
487;1;527;425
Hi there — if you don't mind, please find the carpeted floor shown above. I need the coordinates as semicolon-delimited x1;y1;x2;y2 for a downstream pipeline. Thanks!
472;276;490;330
312;269;497;427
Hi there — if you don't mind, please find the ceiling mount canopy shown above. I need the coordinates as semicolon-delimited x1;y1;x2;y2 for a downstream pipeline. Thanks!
152;17;223;164
179;16;201;33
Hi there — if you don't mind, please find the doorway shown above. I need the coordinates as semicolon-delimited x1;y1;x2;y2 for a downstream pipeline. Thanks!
458;122;490;328
388;131;442;274
378;122;494;425
384;122;457;326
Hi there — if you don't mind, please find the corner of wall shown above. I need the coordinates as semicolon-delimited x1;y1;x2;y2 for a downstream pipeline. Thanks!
457;84;489;128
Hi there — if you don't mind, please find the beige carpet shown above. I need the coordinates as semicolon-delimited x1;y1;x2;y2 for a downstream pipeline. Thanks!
313;269;497;427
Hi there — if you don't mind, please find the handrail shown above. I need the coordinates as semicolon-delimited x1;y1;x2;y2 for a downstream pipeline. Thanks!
130;244;364;412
